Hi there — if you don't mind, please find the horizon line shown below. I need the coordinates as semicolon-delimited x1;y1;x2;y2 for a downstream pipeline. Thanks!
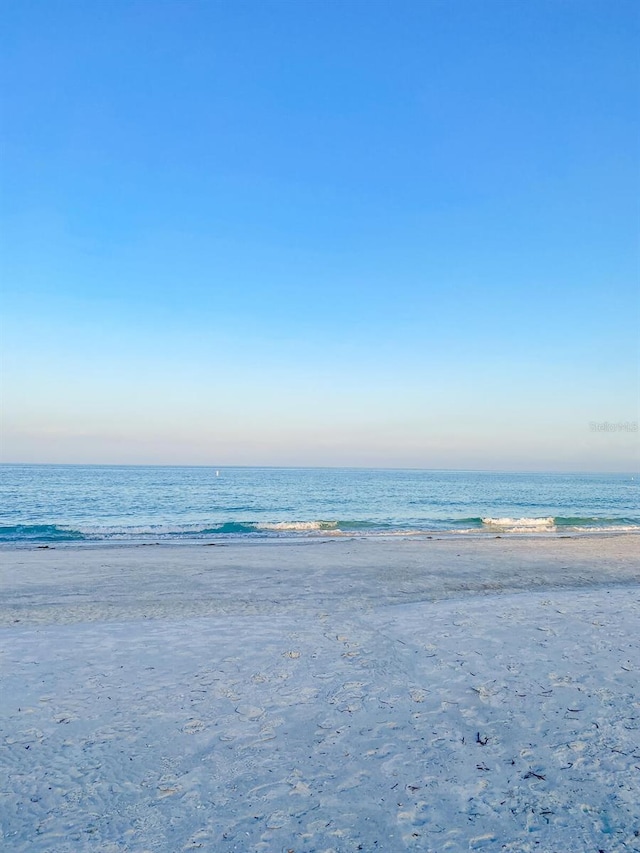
1;462;637;477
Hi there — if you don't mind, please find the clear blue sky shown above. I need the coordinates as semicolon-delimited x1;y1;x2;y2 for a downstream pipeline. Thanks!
1;0;638;470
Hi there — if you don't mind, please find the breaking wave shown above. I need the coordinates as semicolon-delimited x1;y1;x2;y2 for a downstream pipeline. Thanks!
0;524;87;542
1;517;638;544
481;516;556;532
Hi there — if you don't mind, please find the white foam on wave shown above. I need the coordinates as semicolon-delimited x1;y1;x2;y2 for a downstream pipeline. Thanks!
69;523;217;537
258;521;339;532
482;517;556;533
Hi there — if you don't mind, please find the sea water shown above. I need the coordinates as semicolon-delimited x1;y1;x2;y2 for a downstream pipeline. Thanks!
0;465;638;544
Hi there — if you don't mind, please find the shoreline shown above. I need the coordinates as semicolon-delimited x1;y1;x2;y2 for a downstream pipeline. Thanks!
1;533;638;627
2;525;639;549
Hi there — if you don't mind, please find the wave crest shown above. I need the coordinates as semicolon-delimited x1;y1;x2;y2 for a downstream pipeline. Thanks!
0;524;86;542
1;516;638;543
258;521;338;532
482;517;556;532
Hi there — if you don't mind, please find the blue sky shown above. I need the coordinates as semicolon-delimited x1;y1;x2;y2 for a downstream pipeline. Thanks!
1;0;638;469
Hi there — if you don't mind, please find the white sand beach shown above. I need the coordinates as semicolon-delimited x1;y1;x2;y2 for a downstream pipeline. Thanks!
1;535;639;852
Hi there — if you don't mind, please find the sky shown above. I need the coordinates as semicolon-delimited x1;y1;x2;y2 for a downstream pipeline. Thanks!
1;0;638;470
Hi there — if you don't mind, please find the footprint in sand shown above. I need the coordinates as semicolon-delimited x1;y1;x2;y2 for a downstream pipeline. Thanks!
265;810;287;829
183;830;213;849
157;785;181;798
182;719;206;734
234;704;265;721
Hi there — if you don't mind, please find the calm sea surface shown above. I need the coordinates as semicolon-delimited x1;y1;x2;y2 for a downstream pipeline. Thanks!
0;465;638;543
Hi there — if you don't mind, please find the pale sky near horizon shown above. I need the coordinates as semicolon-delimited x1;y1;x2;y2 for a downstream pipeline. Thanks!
1;0;639;471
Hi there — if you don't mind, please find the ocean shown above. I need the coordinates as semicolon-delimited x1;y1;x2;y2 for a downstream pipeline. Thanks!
0;465;638;544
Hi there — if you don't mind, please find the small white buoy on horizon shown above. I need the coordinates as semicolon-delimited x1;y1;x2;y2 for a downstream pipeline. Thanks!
216;470;220;477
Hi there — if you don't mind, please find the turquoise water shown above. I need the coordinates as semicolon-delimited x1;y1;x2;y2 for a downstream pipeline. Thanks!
0;465;638;543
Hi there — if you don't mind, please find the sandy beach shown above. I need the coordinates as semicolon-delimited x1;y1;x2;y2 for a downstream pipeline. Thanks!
1;535;639;852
